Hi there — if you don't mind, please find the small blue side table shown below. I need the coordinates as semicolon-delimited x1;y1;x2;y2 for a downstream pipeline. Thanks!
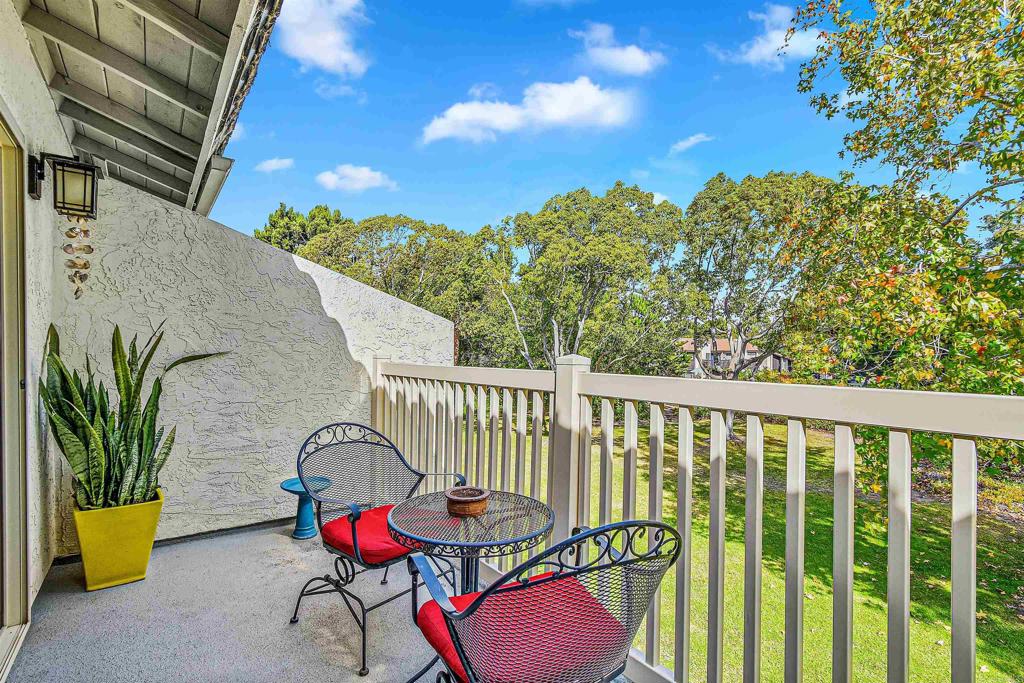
280;476;329;539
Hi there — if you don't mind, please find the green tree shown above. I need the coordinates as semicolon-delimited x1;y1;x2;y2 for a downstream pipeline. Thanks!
793;0;1024;224
789;184;1017;392
787;183;1023;481
492;182;682;371
675;172;834;381
254;203;353;253
788;0;1024;483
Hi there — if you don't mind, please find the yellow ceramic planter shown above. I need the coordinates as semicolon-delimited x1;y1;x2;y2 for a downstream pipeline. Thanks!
72;489;164;591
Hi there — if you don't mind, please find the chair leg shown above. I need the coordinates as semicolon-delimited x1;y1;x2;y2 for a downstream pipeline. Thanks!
293;559;422;677
289;575;335;624
381;565;390;585
338;585;370;676
289;561;380;676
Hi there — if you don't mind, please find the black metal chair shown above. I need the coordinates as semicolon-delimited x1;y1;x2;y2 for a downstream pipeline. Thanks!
289;422;463;677
408;520;681;683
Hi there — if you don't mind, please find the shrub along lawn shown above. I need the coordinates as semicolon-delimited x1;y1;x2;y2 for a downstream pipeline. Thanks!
572;419;1024;682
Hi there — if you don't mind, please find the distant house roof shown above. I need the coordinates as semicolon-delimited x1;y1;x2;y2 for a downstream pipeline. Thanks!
679;338;760;353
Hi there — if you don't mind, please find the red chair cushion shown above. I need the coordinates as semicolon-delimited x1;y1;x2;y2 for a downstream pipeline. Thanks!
320;504;409;565
417;572;629;683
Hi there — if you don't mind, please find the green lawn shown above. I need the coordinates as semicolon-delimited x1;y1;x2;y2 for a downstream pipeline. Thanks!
491;418;1024;682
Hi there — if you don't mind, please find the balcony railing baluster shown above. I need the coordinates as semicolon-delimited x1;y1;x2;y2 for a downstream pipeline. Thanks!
436;380;447;491
531;390;544;508
578;395;594;529
744;414;764;683
951;437;977;683
410;378;421;471
833;423;856;683
624;401;639;522
708;409;727;683
488;386;499;490
888;429;913;683
514;389;528;568
546;391;556;510
515;388;528;499
425;380;436;489
454;383;465;480
785;418;807;683
464;384;476;485
599;398;614;526
501;388;513;494
676;405;694;683
476;386;487;488
646;403;665;666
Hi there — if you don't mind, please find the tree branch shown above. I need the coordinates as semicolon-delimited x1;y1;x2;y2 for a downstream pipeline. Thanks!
939;178;1024;228
494;278;535;369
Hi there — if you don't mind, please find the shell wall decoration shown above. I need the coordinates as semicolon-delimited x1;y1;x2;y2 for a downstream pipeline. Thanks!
63;215;92;299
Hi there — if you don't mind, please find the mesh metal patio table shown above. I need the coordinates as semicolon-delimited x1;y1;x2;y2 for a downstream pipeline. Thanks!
387;490;554;594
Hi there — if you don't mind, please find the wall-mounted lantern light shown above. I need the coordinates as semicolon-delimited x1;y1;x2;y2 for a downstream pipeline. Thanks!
28;153;99;220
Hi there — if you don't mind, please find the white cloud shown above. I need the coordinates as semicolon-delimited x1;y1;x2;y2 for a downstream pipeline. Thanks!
652;192;670;204
314;79;367;104
254;157;294;173
231;122;246;141
708;4;818;71
468;82;501;100
315;80;354;98
422;76;635;144
278;0;369;78
316;164;398;192
570;22;666;76
669;133;714;155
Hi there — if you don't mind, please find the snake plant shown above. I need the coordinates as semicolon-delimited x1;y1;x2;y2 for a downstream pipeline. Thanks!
39;322;225;510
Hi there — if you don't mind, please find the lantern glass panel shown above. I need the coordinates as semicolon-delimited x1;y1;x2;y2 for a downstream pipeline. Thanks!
53;160;96;219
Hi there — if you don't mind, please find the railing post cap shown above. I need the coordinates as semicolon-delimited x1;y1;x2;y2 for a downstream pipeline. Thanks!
555;354;591;367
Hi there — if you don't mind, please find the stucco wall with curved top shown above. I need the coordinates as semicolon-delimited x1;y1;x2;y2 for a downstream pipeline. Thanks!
51;180;454;554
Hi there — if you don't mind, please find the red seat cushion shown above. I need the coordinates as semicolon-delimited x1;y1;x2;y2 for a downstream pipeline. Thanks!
320;504;409;565
417;572;629;683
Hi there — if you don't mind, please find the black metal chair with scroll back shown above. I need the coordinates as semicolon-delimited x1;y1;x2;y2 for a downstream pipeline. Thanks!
407;519;681;683
289;422;463;677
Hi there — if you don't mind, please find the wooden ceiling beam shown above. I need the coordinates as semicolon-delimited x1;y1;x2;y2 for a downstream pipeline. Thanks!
72;135;191;195
24;7;213;118
118;0;229;62
50;76;201;160
59;100;196;175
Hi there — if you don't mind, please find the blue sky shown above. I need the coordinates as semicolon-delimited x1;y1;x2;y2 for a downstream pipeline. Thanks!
211;0;979;236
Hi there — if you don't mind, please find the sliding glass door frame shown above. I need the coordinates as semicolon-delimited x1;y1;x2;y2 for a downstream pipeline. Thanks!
0;98;30;679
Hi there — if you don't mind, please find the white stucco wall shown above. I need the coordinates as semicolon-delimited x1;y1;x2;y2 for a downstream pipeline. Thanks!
0;0;72;602
51;181;454;553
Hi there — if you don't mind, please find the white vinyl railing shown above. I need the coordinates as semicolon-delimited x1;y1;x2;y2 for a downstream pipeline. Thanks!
372;355;1024;683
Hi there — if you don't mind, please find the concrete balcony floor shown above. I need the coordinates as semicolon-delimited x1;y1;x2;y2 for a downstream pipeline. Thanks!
10;522;441;682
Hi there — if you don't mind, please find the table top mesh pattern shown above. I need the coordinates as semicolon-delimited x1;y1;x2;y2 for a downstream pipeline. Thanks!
388;490;553;558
